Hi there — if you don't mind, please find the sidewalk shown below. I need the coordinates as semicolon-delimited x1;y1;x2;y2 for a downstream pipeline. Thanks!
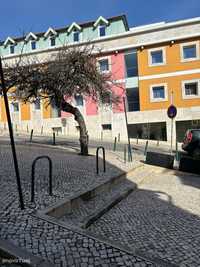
0;139;156;267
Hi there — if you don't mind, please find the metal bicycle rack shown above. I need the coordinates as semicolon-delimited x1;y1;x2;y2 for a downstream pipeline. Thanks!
31;155;53;203
96;146;106;175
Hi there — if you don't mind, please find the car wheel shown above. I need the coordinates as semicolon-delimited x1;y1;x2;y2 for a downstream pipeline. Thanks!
192;148;200;159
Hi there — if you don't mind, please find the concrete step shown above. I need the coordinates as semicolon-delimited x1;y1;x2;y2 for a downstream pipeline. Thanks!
60;180;135;228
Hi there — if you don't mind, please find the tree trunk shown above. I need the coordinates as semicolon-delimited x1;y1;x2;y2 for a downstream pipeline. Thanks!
61;100;88;155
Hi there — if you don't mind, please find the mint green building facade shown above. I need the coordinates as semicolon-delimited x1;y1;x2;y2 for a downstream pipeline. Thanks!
0;15;128;57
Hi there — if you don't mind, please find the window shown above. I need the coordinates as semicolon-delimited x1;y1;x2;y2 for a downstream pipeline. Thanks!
12;102;19;112
183;45;196;59
100;91;111;105
153;86;165;98
149;48;165;66
31;41;36;50
99;59;109;72
185;82;198;95
182;80;200;99
50;37;56;47
102;124;112;130
181;42;199;61
73;31;80;42
126;88;140;111
10;45;15;54
124;52;138;77
34;98;40;110
99;25;106;37
51;99;61;117
150;84;167;102
75;94;83;106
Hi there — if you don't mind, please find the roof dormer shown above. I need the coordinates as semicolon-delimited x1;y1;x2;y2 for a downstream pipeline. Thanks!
44;27;57;39
93;16;109;28
4;37;15;47
25;32;38;42
67;22;82;33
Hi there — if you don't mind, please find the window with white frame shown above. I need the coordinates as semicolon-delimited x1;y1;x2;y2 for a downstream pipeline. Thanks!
98;58;109;72
11;102;19;112
100;91;112;105
50;36;56;47
74;94;83;106
34;98;40;110
182;80;200;99
73;30;80;42
99;25;106;37
149;48;165;66
181;42;199;61
31;40;36;50
10;44;15;54
150;84;168;102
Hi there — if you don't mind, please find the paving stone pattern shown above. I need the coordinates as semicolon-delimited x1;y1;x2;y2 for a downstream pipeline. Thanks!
0;142;155;267
60;179;134;227
89;166;200;267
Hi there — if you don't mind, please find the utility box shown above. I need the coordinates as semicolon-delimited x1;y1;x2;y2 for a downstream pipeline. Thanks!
146;151;174;169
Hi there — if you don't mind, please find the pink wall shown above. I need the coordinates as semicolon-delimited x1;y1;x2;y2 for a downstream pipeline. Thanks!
111;52;126;113
85;96;98;115
111;52;125;80
61;51;126;117
112;84;126;113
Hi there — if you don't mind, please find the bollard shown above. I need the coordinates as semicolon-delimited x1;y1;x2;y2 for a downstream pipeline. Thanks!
127;144;132;162
157;139;159;146
52;132;56;145
41;126;43;135
27;124;29;133
136;135;139;144
124;145;127;163
30;129;33;142
101;131;103;141
118;133;120;142
175;141;180;161
113;137;117;151
144;140;149;156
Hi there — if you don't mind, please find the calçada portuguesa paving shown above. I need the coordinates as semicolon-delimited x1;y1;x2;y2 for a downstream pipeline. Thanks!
1;136;200;266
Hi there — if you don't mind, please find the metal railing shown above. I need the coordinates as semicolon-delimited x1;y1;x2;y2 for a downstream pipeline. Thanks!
31;155;53;203
96;146;106;174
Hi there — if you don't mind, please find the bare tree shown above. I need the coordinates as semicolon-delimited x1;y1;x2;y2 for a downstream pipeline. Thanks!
1;44;121;155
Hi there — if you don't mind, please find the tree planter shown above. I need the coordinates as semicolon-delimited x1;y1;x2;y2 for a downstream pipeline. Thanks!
146;151;174;169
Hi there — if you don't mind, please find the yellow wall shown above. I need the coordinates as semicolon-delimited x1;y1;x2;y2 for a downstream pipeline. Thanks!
20;102;31;121
138;37;200;76
0;97;7;122
139;73;200;111
138;37;200;111
42;99;51;119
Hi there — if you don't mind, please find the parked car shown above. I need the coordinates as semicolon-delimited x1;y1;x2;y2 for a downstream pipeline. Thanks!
182;129;200;158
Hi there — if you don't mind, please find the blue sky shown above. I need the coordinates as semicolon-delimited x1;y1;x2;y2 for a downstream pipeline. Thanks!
0;0;200;40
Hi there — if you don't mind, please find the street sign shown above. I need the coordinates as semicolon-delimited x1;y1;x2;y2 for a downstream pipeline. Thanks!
167;104;177;119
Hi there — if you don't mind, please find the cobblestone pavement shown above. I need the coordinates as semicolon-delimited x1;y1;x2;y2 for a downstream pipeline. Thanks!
0;141;156;267
89;165;200;267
